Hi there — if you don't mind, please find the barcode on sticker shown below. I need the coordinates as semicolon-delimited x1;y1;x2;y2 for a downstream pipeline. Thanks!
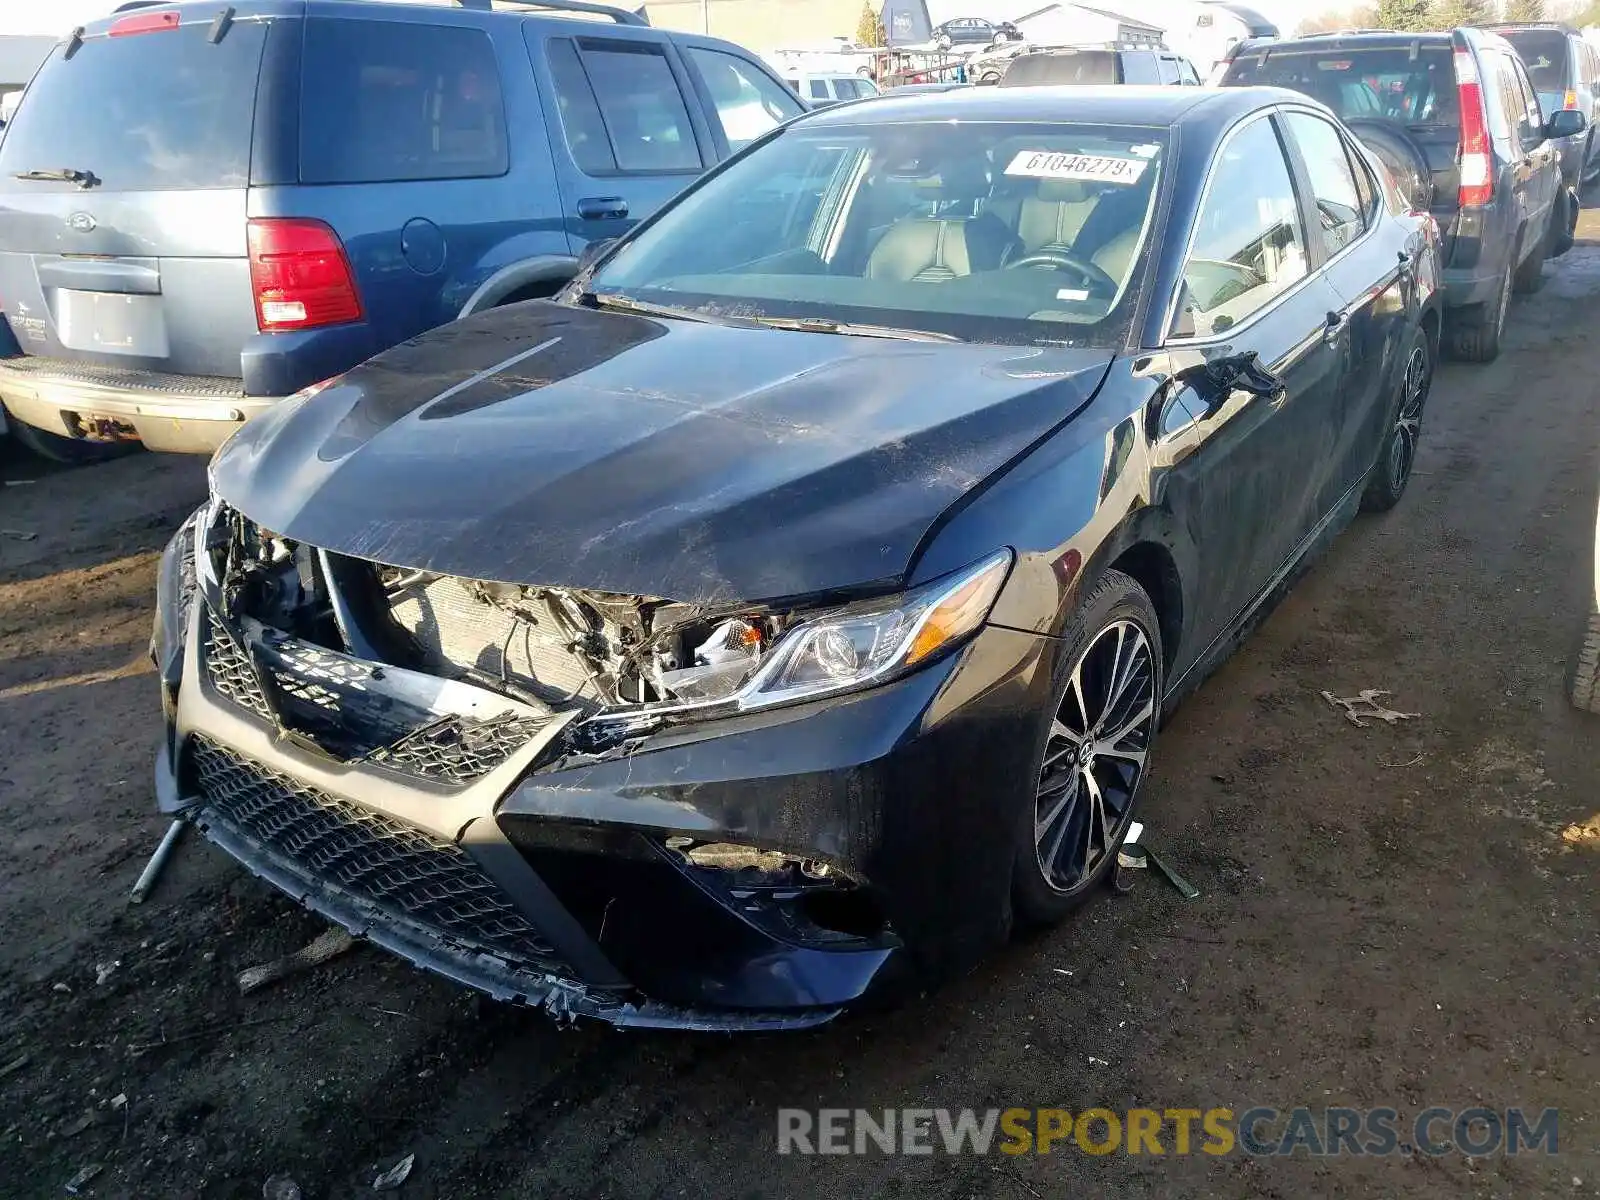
1004;150;1147;184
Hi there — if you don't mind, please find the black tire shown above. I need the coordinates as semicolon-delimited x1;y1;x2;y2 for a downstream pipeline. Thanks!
1514;226;1547;293
1447;257;1511;363
1346;120;1433;212
8;417;137;465
1013;568;1163;926
979;70;1002;84
1360;324;1432;513
1571;613;1600;714
1547;186;1578;259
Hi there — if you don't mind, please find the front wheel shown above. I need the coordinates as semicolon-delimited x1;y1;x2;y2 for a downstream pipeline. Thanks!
1361;324;1433;513
1013;569;1163;926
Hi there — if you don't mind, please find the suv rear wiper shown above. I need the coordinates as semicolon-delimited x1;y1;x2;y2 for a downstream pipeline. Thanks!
13;167;99;189
748;315;962;342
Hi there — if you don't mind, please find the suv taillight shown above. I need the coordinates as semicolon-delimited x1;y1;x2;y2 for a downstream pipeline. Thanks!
1454;47;1493;208
246;218;363;333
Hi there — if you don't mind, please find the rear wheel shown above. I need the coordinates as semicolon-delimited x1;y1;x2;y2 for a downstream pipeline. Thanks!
1361;325;1432;513
8;417;138;465
1013;569;1162;926
1447;257;1511;363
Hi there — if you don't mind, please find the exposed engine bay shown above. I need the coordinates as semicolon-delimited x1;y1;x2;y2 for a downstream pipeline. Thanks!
206;504;800;751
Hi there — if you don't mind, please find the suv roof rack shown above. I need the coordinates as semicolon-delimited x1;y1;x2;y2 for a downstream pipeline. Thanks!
451;0;647;25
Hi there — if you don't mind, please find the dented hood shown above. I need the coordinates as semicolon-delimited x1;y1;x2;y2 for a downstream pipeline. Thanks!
211;303;1113;602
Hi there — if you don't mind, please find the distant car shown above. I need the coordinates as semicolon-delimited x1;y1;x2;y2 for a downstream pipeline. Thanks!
1218;28;1585;363
0;0;805;461
933;18;1021;51
884;81;971;95
785;72;880;105
1482;22;1600;189
999;46;1203;87
157;85;1442;1029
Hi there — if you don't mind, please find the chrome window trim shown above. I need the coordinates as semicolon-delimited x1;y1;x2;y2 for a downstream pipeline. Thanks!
1160;103;1380;349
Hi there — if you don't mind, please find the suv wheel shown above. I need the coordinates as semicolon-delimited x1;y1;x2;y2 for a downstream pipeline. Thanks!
1447;258;1511;363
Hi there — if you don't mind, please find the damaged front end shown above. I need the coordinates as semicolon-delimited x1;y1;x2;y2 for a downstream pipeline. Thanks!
152;498;1018;1028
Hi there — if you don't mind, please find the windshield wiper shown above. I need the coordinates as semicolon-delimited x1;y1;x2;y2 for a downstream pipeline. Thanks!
586;292;721;324
13;167;99;188
746;315;962;343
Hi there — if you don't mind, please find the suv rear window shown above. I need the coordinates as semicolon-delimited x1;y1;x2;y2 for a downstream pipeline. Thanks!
1001;51;1119;86
1222;45;1459;127
0;21;268;191
300;19;507;185
1500;29;1571;96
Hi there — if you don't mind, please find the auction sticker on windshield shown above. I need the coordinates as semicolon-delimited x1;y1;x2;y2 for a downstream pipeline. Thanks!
1004;150;1148;184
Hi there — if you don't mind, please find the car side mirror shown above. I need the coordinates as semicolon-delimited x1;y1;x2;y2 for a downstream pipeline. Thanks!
1545;108;1587;141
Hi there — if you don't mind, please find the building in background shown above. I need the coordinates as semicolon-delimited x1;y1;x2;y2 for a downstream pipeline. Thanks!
1011;3;1161;45
0;35;54;110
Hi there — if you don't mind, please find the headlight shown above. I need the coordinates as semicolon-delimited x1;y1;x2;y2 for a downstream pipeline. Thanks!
736;548;1013;711
584;549;1013;734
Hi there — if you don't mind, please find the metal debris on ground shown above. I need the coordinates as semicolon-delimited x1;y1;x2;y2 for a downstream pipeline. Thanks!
0;1053;28;1079
1;528;38;541
372;1152;415;1191
262;1174;303;1200
238;927;358;995
94;961;119;986
1112;821;1199;900
63;1164;102;1194
129;818;187;904
1321;689;1419;727
59;1112;97;1138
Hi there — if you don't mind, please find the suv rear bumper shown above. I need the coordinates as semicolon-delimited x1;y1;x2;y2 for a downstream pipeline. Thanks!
0;357;282;454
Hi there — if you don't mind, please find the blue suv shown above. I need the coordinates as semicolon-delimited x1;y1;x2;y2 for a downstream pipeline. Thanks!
0;0;804;459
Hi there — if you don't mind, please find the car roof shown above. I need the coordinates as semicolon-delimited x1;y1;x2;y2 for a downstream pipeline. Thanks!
1236;30;1456;52
798;85;1283;131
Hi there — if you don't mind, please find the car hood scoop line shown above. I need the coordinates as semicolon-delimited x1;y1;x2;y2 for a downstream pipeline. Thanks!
210;303;1114;603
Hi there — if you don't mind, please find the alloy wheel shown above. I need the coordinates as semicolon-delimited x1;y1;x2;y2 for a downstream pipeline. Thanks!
1034;619;1156;893
1387;341;1430;491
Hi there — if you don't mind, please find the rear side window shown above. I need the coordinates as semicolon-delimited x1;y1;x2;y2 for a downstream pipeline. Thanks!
809;79;830;100
547;39;700;174
1502;29;1571;96
1121;54;1160;84
1158;56;1181;84
1284;112;1365;256
300;19;506;184
1222;46;1459;127
0;20;267;190
685;47;801;152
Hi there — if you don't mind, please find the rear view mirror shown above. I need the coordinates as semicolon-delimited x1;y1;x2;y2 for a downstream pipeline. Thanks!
1545;108;1587;141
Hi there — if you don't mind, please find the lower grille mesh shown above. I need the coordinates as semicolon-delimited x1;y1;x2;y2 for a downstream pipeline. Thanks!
189;737;568;973
203;610;272;720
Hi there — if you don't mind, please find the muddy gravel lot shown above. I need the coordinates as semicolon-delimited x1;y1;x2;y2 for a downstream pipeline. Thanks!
3;219;1599;1200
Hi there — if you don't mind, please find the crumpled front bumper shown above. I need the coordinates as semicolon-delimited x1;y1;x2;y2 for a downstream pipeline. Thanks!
151;519;1055;1029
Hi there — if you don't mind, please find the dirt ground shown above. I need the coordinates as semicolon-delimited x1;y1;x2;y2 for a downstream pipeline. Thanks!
2;218;1599;1200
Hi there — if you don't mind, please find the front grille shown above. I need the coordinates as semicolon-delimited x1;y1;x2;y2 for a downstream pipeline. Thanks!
0;354;245;398
203;609;271;720
369;712;554;784
189;737;567;973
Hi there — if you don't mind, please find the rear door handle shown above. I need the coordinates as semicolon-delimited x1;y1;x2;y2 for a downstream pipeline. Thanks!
577;196;628;221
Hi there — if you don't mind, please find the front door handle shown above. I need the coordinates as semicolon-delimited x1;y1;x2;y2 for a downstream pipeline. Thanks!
577;196;628;221
1323;309;1349;345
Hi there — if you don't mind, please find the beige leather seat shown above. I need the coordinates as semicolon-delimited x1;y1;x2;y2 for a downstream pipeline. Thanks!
866;219;984;282
1016;180;1103;255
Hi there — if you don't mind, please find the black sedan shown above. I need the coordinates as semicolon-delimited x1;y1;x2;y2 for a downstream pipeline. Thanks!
153;86;1441;1030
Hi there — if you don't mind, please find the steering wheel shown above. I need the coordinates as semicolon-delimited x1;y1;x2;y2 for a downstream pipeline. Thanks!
1004;250;1118;296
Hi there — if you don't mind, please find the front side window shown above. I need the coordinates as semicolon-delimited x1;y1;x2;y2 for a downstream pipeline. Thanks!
549;39;700;174
686;47;801;152
1285;112;1364;256
301;19;507;185
592;121;1169;349
1172;116;1307;339
809;79;830;100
